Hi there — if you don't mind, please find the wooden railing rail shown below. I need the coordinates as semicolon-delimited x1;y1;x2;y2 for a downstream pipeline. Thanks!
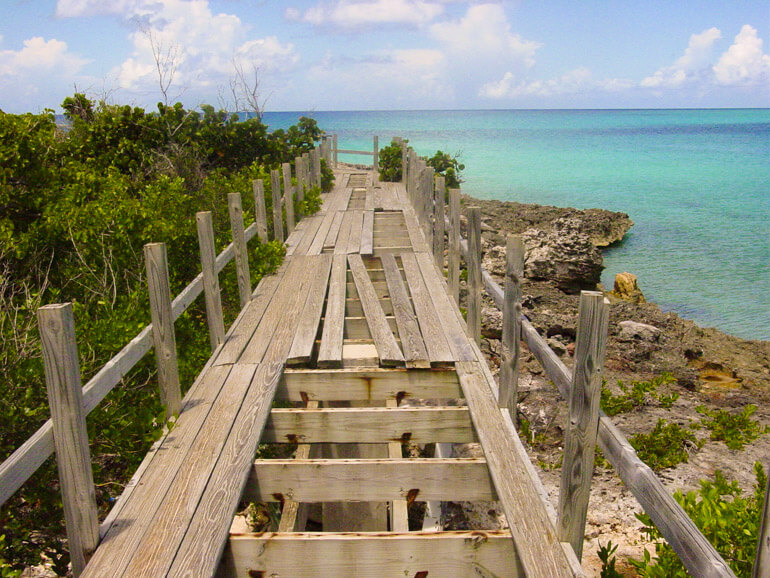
329;134;379;173
399;139;737;577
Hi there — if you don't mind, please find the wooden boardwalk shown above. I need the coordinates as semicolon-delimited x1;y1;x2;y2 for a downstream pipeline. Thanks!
81;166;583;577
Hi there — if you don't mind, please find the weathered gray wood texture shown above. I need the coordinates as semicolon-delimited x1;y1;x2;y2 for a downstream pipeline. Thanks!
228;192;251;308
196;211;226;350
499;235;524;419
38;304;99;576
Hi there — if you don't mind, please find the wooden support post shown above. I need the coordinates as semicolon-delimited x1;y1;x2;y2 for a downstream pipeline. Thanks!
448;188;461;305
755;468;770;578
143;242;181;418
372;135;379;178
295;156;306;207
421;167;434;248
466;207;482;345
499;236;525;421
196;211;225;351
557;291;610;560
433;175;445;268
228;192;251;308
312;147;321;189
333;134;338;168
282;162;295;233
252;179;268;243
401;139;408;184
271;169;284;242
37;304;99;577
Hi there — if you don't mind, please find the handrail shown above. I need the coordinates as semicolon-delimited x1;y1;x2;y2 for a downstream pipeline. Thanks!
439;172;736;577
0;223;257;508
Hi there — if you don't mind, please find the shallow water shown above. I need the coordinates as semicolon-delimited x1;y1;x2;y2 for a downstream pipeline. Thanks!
265;109;770;341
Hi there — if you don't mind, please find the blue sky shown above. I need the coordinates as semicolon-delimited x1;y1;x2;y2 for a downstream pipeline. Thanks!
1;0;769;113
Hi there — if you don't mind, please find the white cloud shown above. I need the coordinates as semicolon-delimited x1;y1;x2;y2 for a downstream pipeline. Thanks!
288;0;445;28
713;25;770;86
0;36;89;77
641;27;722;88
56;0;141;18
430;4;539;67
480;67;607;98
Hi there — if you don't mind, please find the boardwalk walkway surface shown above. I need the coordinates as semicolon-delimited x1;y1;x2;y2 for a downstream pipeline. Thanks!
82;167;583;577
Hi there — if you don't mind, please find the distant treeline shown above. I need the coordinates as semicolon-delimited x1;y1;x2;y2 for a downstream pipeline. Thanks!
0;94;331;574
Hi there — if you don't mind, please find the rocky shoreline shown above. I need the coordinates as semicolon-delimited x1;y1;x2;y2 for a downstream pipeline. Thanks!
457;195;770;575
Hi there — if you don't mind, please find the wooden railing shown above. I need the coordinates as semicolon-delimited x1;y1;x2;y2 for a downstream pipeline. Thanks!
327;134;379;173
397;139;752;578
0;148;325;575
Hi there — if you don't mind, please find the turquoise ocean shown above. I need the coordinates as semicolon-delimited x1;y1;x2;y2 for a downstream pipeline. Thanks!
264;109;770;341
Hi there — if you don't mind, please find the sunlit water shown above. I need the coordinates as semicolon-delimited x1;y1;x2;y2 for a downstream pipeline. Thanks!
264;109;770;341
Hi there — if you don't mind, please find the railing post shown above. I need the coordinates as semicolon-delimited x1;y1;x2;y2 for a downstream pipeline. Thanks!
433;175;445;268
372;135;379;178
557;291;610;560
756;470;770;577
295;155;306;207
466;206;482;344
252;179;268;244
144;242;182;419
37;304;99;577
270;169;284;242
448;188;461;304
282;162;295;234
499;235;525;421
333;134;338;168
312;147;321;189
196;211;225;351
401;139;408;185
228;192;251;308
421;167;434;248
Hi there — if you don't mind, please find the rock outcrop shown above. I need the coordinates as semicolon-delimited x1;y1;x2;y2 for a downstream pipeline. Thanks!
609;271;646;304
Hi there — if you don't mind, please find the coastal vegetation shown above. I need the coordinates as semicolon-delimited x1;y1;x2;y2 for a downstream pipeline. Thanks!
0;96;329;573
378;139;465;188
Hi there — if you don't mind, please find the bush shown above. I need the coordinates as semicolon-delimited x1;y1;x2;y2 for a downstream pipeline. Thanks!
696;404;770;450
0;95;325;572
378;139;404;182
629;418;701;471
600;373;677;416
631;463;767;577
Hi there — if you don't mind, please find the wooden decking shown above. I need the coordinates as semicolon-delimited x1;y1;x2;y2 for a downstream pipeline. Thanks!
82;168;583;577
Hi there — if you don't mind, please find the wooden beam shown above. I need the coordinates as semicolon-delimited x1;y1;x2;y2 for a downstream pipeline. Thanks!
228;192;251;308
447;188;461;304
317;254;347;368
220;530;521;578
263;406;476;444
282;162;295;234
271;169;284;242
499;235;524;420
466;206;482;344
287;254;333;365
196;211;226;351
557;292;609;560
279;367;461;401
252;179;268;243
381;253;430;368
348;254;405;367
38;304;99;577
243;458;495;503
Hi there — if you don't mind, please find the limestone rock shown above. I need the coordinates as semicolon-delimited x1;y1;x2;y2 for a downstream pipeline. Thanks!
610;272;646;304
618;320;661;342
522;217;604;293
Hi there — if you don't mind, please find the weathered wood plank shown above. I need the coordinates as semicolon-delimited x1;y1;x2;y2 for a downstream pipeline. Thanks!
361;210;374;256
456;361;578;578
499;235;525;419
323;210;345;250
414;252;476;361
196;211;226;351
228;192;251;308
243;458;494;503
317;254;347;368
348;254;405;367
121;363;259;577
307;210;336;255
333;210;354;255
292;214;324;256
557;292;609;560
221;531;520;578
754;471;770;577
263;406;475;444
279;368;461;401
82;364;233;577
287;254;333;365
402;204;431;253
38;304;99;577
381;253;430;368
385;397;409;533
399;252;454;365
346;209;364;254
433;175;445;266
144;242;181;419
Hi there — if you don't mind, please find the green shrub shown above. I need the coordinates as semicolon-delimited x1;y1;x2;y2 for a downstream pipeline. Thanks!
696;404;770;450
597;541;623;578
629;418;701;471
600;373;678;416
378;139;404;182
425;150;464;189
631;463;767;577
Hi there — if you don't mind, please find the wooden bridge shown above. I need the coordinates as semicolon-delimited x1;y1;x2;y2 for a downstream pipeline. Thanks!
3;139;762;577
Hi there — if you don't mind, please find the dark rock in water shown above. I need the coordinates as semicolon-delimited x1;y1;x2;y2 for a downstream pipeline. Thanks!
522;217;604;293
